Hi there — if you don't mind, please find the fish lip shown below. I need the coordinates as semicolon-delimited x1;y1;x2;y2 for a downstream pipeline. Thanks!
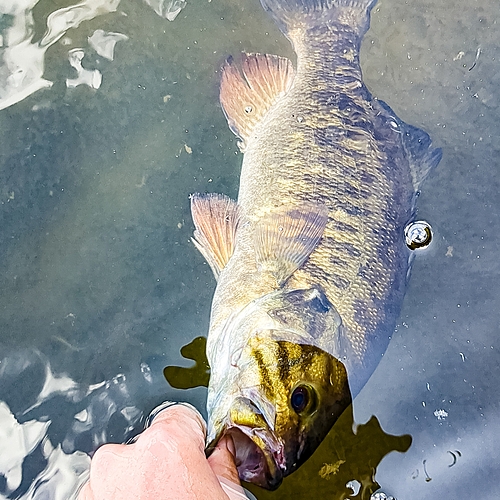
223;424;285;490
207;395;285;489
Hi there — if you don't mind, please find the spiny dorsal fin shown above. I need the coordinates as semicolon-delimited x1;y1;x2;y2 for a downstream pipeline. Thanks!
255;203;329;286
190;193;241;279
220;53;295;149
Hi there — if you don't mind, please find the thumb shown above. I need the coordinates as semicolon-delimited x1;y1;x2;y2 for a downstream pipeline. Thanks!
207;434;240;486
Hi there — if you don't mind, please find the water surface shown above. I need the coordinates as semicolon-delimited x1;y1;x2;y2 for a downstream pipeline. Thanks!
0;0;498;498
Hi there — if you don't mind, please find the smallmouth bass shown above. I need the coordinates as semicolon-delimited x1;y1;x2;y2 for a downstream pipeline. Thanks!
190;0;441;489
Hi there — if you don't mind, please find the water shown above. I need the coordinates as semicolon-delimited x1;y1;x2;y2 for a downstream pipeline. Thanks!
0;0;498;498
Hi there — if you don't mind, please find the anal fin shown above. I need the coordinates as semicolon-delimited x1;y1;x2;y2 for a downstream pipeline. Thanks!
255;203;329;286
220;53;295;149
190;193;241;279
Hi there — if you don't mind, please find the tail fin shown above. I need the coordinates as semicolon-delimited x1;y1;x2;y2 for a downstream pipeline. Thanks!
260;0;378;36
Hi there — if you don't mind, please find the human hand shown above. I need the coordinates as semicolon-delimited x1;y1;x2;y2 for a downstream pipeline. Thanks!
78;402;251;500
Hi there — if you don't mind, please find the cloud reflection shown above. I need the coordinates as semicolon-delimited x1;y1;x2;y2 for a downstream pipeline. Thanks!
0;0;121;110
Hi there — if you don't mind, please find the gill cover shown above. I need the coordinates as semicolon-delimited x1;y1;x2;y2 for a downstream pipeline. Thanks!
220;285;346;368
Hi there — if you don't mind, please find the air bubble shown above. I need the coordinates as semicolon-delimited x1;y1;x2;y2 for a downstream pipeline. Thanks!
405;220;432;250
244;106;253;113
371;493;395;500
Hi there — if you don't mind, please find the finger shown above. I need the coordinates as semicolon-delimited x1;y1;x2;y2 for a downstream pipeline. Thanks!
136;403;231;499
78;481;93;500
79;403;227;500
143;403;207;453
207;434;241;486
146;402;207;437
85;444;132;499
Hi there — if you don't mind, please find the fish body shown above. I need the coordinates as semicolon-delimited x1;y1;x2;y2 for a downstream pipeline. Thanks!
191;0;441;489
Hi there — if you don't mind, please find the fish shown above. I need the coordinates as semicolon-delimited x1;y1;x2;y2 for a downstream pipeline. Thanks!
190;0;442;490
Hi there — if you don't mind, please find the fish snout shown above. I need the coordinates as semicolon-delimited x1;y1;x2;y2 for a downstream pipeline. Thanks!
210;396;285;490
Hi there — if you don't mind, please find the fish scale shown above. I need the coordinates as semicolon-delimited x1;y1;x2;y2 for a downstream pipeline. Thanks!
191;0;441;489
234;46;411;381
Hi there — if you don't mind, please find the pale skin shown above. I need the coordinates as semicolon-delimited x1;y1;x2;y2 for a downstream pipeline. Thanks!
79;404;244;500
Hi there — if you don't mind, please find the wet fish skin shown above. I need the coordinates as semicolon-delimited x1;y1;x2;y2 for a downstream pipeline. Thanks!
191;0;441;489
201;285;352;488
213;4;441;396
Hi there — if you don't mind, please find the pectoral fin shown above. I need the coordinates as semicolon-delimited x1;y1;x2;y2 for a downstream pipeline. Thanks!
190;193;241;279
220;53;295;149
255;203;329;286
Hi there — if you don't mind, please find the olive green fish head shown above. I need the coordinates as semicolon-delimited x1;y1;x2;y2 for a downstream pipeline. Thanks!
207;288;351;489
240;339;350;486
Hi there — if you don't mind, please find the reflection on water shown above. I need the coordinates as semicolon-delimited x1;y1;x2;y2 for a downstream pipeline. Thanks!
0;0;185;110
0;0;120;110
0;349;164;498
142;0;187;21
0;0;499;498
88;29;128;61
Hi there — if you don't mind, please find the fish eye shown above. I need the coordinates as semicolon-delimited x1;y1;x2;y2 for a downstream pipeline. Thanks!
290;385;315;414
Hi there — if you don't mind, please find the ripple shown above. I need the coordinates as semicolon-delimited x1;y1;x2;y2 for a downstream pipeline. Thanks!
0;0;189;110
0;350;147;499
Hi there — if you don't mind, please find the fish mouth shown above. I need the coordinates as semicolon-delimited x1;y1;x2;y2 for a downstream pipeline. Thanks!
208;396;285;489
224;424;284;490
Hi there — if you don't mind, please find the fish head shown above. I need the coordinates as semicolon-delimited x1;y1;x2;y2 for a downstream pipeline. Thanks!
207;287;352;489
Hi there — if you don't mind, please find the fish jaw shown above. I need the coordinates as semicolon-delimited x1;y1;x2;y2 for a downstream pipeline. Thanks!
227;424;284;489
208;396;285;490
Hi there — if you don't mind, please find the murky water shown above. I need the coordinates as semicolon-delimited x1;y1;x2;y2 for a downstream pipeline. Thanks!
0;0;498;498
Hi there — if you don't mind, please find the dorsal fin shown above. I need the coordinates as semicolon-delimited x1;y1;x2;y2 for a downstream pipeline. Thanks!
220;53;295;149
255;203;329;286
190;193;241;279
375;99;442;192
401;122;442;192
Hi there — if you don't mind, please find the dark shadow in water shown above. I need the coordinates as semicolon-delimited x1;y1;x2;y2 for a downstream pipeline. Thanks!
246;409;411;500
165;337;412;499
163;336;210;389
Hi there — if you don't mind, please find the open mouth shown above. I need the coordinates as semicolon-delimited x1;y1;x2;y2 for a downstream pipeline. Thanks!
223;425;285;490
